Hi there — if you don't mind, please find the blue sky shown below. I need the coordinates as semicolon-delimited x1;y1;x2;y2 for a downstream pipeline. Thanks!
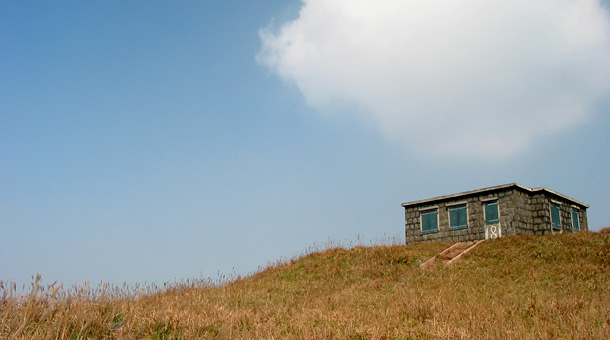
2;1;609;288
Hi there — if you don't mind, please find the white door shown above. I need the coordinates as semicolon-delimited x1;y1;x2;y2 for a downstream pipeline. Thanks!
485;223;501;239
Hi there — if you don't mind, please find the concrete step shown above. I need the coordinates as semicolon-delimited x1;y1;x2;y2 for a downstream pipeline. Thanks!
420;240;484;270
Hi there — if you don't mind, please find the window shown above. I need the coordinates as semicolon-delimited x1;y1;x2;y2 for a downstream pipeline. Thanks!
484;201;499;224
421;209;438;234
572;209;580;231
551;203;561;230
449;204;468;230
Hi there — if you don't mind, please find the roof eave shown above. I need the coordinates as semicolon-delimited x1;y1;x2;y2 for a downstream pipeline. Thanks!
401;183;589;209
531;187;589;208
401;183;520;207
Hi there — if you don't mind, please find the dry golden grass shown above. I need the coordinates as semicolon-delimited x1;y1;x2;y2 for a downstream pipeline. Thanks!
2;230;610;339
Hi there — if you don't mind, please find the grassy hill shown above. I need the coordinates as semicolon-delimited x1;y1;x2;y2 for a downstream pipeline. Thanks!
2;230;610;339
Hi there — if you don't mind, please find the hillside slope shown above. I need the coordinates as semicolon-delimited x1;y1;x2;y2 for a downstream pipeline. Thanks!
2;231;610;339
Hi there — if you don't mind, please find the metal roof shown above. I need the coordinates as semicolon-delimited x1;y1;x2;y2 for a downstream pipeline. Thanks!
401;183;589;208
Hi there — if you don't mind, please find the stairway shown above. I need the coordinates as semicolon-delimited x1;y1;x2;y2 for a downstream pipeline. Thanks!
420;240;484;270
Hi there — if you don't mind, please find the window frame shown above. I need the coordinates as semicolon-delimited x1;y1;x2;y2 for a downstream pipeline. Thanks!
571;208;580;231
484;200;500;225
420;208;439;235
550;202;562;231
448;204;468;230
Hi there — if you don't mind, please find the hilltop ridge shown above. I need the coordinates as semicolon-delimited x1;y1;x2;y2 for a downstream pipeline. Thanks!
2;231;610;339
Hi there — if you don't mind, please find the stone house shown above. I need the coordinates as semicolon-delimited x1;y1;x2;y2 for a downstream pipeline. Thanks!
402;183;588;244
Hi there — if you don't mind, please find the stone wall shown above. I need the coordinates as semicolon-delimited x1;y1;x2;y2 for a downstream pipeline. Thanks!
530;192;552;235
405;193;497;244
527;192;589;233
509;190;532;236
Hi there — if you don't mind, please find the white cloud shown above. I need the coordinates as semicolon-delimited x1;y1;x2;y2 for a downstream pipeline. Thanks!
258;0;610;160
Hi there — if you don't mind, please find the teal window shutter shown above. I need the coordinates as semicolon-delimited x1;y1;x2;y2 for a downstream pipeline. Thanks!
421;209;438;234
485;201;499;224
572;209;580;231
449;207;456;228
449;205;468;229
551;203;561;230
